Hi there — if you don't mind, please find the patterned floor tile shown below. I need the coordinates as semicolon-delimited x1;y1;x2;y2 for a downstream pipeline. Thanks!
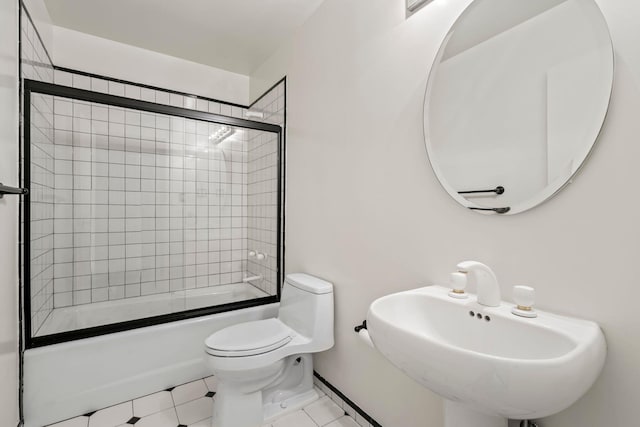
88;402;133;427
48;416;89;427
175;396;212;425
133;408;178;427
304;396;345;426
44;376;364;427
171;379;209;406
133;391;174;418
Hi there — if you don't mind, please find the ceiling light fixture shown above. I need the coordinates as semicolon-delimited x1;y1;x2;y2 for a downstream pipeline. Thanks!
245;110;265;119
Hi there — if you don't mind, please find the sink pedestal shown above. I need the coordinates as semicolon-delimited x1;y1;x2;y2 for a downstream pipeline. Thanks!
444;400;507;427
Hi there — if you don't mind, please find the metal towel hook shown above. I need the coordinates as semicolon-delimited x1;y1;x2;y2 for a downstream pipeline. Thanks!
458;186;505;195
468;206;511;214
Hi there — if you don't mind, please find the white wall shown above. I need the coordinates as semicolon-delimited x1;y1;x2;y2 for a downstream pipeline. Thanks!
22;0;53;55
251;0;640;426
0;0;20;425
53;26;250;106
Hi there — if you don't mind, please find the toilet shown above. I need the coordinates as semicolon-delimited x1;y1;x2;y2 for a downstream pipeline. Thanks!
204;273;334;427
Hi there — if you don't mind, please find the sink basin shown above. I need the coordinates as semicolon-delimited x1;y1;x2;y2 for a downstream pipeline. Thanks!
366;285;606;421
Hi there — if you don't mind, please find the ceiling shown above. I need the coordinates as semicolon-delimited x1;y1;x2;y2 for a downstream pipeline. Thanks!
44;0;325;75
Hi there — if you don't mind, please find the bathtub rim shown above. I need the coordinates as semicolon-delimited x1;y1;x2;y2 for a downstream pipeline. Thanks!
34;282;271;338
28;294;278;348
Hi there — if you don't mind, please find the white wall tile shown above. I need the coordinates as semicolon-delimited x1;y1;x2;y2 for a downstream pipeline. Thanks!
125;85;141;100
90;78;108;93
108;82;125;96
72;74;90;90
54;71;73;86
140;88;155;103
34;70;283;327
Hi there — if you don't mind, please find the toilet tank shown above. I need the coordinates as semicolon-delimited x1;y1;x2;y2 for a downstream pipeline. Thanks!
278;273;334;352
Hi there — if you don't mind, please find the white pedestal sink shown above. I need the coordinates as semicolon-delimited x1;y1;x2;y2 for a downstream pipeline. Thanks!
365;286;606;426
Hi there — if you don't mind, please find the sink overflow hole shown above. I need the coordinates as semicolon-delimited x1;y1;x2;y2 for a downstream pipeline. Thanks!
468;311;491;322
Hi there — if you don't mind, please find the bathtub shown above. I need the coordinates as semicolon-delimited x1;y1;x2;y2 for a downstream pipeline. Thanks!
36;283;269;336
23;287;278;427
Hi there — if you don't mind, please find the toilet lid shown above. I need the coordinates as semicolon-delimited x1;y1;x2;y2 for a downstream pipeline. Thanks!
205;318;293;357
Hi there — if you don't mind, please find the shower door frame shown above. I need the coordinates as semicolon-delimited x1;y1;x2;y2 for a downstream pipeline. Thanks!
22;79;284;348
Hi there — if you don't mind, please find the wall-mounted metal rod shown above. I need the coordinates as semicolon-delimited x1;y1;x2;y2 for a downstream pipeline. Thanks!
469;207;511;214
0;183;28;198
458;186;505;195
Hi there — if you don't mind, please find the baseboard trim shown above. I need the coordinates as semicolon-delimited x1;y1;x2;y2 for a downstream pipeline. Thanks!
313;371;383;427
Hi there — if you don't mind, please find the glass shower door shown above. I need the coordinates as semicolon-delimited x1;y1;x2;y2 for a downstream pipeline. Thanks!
24;80;282;346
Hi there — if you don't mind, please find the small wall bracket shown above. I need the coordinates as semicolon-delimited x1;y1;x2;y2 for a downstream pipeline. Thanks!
354;320;367;333
0;183;28;199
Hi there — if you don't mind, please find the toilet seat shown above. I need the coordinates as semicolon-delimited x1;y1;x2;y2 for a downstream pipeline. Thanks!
205;318;294;357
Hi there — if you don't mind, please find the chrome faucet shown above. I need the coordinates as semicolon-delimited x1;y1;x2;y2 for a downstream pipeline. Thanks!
456;261;501;307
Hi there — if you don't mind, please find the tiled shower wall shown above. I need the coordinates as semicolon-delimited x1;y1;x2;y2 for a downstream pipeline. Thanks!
246;80;285;296
50;98;250;306
21;7;56;334
41;69;285;311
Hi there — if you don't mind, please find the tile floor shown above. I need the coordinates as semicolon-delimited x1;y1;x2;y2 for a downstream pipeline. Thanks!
47;376;361;427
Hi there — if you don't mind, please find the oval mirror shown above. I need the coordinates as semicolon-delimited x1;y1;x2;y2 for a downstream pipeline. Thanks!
423;0;614;214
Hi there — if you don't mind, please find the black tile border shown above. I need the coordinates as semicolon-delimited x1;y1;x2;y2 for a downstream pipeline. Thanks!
54;66;248;109
314;371;383;427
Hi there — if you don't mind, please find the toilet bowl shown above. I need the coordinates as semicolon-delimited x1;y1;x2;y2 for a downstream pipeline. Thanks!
205;273;334;427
